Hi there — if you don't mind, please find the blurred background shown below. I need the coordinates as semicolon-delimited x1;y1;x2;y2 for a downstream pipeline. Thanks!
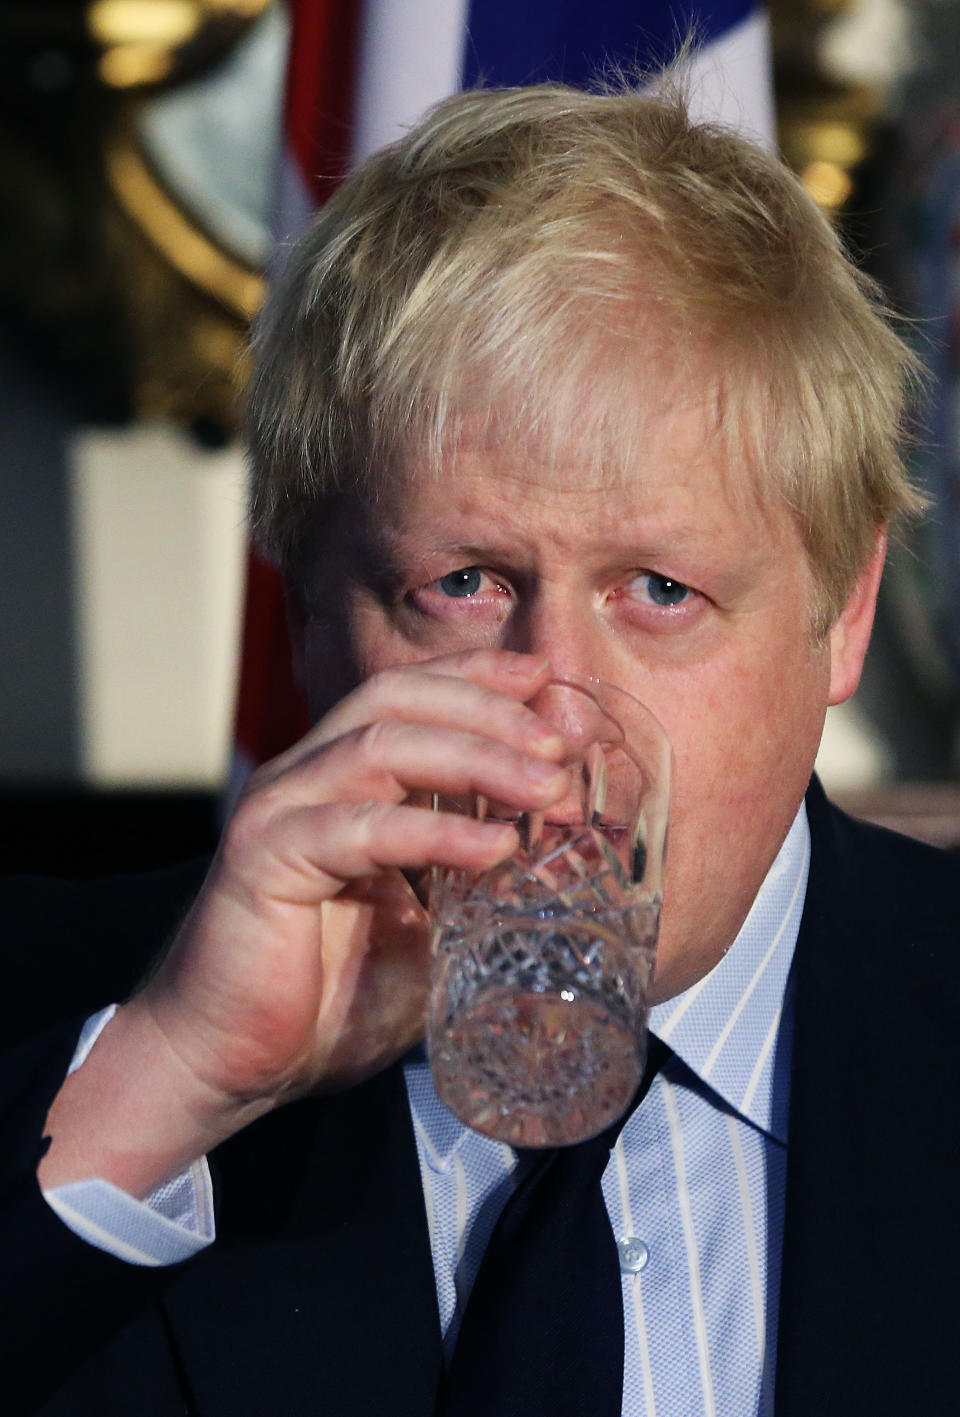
2;0;959;876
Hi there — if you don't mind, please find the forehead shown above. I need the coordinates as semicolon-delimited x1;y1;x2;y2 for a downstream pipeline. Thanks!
380;389;778;545
378;294;764;486
384;314;784;524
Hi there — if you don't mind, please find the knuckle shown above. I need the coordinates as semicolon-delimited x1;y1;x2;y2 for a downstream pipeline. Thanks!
472;733;504;769
368;663;408;699
221;798;269;862
223;769;311;862
237;760;274;799
355;717;398;764
348;799;393;850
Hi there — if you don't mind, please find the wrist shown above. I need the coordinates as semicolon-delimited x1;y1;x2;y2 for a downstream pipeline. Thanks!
37;999;274;1199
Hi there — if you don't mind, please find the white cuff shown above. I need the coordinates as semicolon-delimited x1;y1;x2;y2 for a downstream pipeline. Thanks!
44;1168;214;1266
42;1005;217;1266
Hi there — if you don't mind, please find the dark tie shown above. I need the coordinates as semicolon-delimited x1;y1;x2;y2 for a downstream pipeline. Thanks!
439;1035;670;1417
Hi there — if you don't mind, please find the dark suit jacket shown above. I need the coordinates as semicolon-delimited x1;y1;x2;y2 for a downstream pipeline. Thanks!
3;780;959;1416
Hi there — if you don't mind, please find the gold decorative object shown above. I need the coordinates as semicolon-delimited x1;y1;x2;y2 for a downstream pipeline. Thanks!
0;0;274;437
770;0;901;215
105;133;264;322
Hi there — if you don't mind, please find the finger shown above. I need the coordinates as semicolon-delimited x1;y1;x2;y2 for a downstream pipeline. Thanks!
249;801;519;901
305;719;571;809
231;723;569;847
262;652;559;778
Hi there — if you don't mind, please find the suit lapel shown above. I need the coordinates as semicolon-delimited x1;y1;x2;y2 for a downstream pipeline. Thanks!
776;780;960;1416
160;1062;444;1417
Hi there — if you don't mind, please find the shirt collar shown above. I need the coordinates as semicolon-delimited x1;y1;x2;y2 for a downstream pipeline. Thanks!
406;803;808;1166
649;802;809;1143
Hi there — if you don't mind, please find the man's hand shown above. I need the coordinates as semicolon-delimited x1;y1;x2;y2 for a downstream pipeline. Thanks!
38;652;567;1197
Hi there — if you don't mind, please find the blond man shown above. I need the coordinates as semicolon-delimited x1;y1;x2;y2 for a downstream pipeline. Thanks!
9;80;960;1417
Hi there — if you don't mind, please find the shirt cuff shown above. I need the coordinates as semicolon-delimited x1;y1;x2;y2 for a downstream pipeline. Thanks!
41;1004;216;1266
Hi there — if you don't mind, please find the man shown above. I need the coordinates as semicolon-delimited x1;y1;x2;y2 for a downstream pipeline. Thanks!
6;79;960;1415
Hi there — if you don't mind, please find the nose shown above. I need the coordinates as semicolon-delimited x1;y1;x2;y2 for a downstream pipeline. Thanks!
501;584;608;686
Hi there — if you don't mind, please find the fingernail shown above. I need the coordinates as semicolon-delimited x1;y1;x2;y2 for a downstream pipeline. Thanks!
529;727;565;755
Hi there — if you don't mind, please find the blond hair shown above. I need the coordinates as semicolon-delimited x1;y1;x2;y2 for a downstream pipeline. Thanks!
247;79;924;631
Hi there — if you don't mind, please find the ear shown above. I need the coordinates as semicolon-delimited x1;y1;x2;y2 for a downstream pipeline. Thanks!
283;575;309;700
827;528;887;706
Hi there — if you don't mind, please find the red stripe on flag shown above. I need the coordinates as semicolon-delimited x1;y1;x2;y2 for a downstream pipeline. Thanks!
285;0;362;204
234;548;311;766
232;1;362;779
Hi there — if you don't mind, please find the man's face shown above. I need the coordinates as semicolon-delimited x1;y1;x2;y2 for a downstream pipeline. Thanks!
299;392;874;1000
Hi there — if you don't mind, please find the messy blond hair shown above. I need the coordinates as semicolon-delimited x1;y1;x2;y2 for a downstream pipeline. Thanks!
247;79;924;632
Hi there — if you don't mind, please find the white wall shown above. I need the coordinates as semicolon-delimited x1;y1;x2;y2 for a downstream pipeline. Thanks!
69;422;247;788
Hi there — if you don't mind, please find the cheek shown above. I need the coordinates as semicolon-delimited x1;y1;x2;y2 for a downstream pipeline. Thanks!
302;595;395;719
648;634;828;990
304;601;448;720
654;628;830;824
303;619;362;720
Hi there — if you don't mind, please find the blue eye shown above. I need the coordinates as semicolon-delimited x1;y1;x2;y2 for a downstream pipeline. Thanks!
629;572;692;607
438;567;483;597
647;574;689;606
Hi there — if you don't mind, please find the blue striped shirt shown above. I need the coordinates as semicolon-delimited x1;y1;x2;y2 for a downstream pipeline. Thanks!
46;805;808;1414
405;804;807;1415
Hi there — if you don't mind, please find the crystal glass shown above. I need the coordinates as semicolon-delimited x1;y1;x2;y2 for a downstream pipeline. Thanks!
428;679;671;1147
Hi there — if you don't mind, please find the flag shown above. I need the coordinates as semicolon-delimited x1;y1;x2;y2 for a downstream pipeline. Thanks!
231;0;775;785
231;0;362;790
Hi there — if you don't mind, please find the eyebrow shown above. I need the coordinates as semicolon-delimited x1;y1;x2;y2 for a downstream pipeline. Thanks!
367;527;704;570
346;525;440;598
348;493;768;593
